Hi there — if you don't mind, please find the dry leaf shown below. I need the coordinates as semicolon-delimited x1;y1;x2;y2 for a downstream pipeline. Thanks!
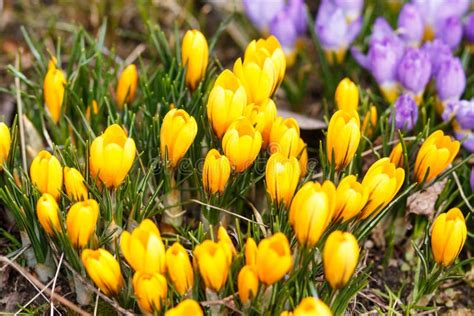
407;179;447;219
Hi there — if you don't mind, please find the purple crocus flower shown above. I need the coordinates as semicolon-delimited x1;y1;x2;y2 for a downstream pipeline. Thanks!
435;16;463;49
422;39;452;77
454;127;474;153
470;166;474;192
352;19;405;102
391;94;418;131
370;18;397;44
315;0;362;58
455;100;474;130
333;0;364;22
397;48;431;96
243;0;285;32
413;0;469;28
397;4;424;46
435;57;466;103
286;0;307;36
269;10;298;54
465;13;474;43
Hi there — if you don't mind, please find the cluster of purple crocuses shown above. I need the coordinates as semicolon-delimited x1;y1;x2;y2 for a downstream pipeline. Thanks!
242;0;307;58
351;1;470;105
242;0;474;152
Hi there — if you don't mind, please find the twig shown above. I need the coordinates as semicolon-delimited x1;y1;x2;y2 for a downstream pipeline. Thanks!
358;291;390;312
200;295;243;315
50;253;64;316
15;279;56;315
0;255;89;315
93;292;100;316
452;171;473;213
15;53;27;172
123;44;146;67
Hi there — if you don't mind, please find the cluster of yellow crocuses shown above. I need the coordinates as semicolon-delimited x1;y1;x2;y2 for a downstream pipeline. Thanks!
0;27;469;315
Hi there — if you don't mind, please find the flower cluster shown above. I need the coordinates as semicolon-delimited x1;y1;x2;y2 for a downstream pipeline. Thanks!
351;1;469;106
0;6;471;314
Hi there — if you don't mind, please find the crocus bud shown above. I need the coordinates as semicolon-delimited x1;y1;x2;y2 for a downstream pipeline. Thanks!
431;208;467;266
116;64;138;110
265;152;300;207
233;57;275;105
465;13;474;44
202;149;231;195
334;175;368;222
43;59;66;124
414;130;460;184
326;110;360;170
293;297;332;316
361;105;378;137
289;181;336;246
397;4;424;46
323;230;359;289
86;100;99;121
244;36;286;92
238;265;259;304
133;271;168;314
397;48;431;100
165;242;194;295
64;167;88;201
207;70;246;139
436;16;462;50
165;300;203;316
241;240;255;273
390;94;418;131
193;240;231;292
36;193;61;236
360;158;405;219
182;30;209;90
0;123;11;169
120;219;166;274
256;233;292;285
242;0;285;32
243;98;277;148
89;124;136;188
160;109;198;168
389;143;404;167
66;199;99;248
435;57;466;103
30;150;63;200
297;138;308;177
222;117;262;173
269;117;300;158
81;248;124;296
217;226;237;257
335;78;359;112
